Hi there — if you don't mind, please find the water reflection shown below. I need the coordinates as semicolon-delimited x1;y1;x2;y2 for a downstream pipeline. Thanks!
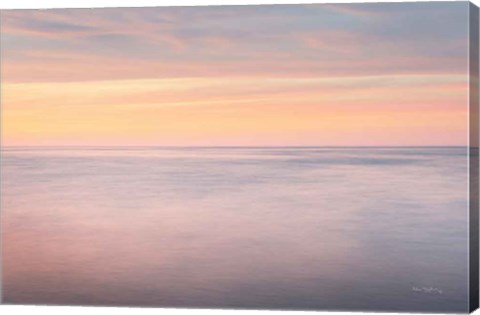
1;147;469;312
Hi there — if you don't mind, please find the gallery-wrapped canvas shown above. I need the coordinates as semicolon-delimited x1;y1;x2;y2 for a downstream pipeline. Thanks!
0;1;479;313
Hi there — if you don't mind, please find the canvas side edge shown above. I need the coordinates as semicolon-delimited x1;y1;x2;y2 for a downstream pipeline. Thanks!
469;2;479;313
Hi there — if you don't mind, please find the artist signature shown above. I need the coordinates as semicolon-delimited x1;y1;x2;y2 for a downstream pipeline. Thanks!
412;286;443;294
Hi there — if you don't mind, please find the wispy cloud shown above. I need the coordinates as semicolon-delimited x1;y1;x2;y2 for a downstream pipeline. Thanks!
1;2;468;83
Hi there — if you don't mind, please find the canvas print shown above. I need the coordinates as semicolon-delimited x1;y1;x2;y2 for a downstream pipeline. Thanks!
0;1;479;313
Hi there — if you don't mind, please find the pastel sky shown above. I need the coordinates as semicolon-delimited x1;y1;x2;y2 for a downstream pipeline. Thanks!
0;2;471;146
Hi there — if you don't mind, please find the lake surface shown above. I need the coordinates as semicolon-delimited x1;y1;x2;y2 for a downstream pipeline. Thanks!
1;147;469;312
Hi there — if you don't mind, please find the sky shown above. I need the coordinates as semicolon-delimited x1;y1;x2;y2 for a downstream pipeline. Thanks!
0;2;471;146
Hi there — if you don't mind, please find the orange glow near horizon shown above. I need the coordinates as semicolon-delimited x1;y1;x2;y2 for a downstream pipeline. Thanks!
2;75;468;147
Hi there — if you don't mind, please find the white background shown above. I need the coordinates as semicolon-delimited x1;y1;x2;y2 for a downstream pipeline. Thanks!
0;0;479;314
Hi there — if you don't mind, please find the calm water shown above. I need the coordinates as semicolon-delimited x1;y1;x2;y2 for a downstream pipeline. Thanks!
1;147;469;312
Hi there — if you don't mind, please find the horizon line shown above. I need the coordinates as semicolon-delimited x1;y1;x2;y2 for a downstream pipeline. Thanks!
0;145;469;150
